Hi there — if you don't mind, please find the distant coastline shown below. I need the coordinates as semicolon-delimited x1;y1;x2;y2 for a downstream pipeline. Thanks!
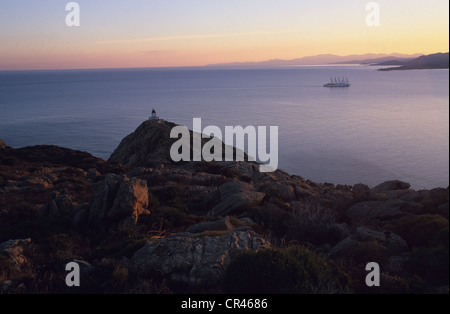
378;52;449;71
206;53;422;68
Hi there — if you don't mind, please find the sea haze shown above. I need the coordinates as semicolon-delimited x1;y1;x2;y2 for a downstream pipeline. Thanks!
0;66;448;189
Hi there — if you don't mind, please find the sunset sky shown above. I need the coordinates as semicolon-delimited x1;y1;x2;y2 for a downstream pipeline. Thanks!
0;0;448;70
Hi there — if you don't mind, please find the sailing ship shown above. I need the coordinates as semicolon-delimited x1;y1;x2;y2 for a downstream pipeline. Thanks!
324;77;350;87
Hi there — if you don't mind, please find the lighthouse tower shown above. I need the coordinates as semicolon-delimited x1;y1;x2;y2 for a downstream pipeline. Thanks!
150;109;159;121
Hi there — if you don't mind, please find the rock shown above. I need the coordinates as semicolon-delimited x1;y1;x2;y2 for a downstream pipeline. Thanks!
331;223;351;241
88;174;125;224
108;119;184;167
419;188;449;209
38;194;79;220
108;178;149;224
184;216;235;233
73;259;95;276
88;174;150;225
371;180;411;193
203;189;222;209
385;231;410;255
238;217;255;225
386;254;411;275
328;237;359;259
383;189;415;200
207;191;265;217
0;238;31;270
328;227;409;259
354;227;409;255
294;184;317;200
73;204;89;227
132;230;269;288
218;181;252;199
205;181;265;217
263;182;296;201
218;161;259;179
346;199;420;225
86;168;101;182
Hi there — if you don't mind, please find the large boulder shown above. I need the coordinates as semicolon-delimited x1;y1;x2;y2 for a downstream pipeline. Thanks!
354;227;409;255
88;174;149;225
206;181;265;217
88;174;124;224
263;182;296;202
38;194;79;220
370;180;411;195
132;230;269;288
346;199;422;225
328;227;409;259
327;237;359;259
108;178;149;224
207;193;265;218
371;180;411;194
352;183;371;200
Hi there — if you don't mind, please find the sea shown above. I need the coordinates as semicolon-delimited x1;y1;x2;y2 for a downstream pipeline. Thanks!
0;66;448;189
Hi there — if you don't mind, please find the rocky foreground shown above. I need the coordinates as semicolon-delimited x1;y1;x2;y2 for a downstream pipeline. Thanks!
0;120;448;294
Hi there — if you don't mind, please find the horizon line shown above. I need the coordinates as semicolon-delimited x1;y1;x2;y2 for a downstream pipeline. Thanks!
1;51;447;72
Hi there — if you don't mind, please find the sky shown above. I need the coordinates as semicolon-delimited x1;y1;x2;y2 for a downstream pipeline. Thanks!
0;0;448;70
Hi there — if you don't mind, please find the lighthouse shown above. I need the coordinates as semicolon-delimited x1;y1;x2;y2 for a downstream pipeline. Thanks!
150;109;159;121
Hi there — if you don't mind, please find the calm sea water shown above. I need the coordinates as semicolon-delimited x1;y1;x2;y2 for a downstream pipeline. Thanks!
0;66;448;189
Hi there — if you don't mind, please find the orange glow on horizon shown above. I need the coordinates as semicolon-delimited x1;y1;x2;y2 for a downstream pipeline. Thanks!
0;1;448;70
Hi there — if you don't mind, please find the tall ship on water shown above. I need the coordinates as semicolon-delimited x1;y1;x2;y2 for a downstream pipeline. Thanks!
324;77;350;87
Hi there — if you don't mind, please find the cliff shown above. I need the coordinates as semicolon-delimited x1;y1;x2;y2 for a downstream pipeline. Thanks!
0;120;448;294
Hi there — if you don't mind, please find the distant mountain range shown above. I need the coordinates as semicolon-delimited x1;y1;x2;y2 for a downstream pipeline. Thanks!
378;52;449;71
206;53;422;67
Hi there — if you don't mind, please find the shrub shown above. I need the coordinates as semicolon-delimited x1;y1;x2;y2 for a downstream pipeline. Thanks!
390;214;449;248
246;204;291;237
152;186;181;203
348;240;389;266
84;225;146;260
432;225;449;248
355;273;418;294
147;193;160;210
167;198;188;213
262;188;287;202
223;246;348;294
285;204;342;245
139;206;190;231
406;246;449;286
112;265;129;287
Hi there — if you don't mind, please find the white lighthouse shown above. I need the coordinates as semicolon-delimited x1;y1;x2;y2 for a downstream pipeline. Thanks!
150;109;159;121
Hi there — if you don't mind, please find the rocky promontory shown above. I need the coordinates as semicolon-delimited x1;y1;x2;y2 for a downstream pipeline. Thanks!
0;120;448;294
379;52;449;71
